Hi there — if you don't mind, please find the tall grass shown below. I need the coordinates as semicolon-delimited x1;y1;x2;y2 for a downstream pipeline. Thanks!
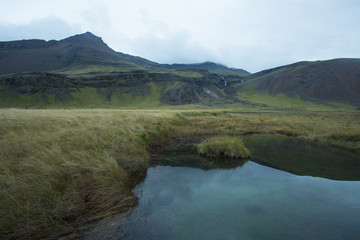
0;109;169;239
0;109;359;239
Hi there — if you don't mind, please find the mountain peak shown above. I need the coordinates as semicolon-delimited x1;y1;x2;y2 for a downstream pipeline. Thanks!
59;31;116;54
63;31;103;43
83;31;96;36
79;31;99;39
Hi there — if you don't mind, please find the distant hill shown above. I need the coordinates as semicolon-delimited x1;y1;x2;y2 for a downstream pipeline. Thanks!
236;59;360;107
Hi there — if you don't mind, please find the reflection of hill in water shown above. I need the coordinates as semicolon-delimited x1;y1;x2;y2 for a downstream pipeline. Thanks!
150;147;249;170
151;134;360;180
243;134;360;181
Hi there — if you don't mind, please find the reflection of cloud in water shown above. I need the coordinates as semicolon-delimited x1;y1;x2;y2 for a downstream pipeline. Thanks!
244;205;266;216
122;163;278;239
84;160;360;240
136;166;196;202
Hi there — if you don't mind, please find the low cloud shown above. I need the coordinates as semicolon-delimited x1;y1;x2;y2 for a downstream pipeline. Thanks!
0;17;81;41
125;31;217;65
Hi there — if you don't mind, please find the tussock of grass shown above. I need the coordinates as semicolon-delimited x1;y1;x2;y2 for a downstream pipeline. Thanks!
198;136;250;159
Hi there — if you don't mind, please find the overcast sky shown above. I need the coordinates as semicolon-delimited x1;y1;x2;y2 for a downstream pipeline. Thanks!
0;0;359;73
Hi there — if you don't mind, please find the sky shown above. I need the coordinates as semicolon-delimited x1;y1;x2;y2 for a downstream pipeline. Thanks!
0;0;359;73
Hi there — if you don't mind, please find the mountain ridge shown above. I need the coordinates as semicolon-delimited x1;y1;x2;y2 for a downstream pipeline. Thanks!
0;32;248;76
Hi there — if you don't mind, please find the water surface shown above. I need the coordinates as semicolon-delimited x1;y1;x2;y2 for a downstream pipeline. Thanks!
117;163;360;240
85;135;360;240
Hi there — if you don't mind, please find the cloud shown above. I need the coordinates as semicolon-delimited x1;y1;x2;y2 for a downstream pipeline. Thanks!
0;17;81;41
123;31;217;65
0;0;360;72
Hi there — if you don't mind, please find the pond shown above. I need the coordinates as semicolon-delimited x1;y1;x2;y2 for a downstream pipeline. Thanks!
85;134;360;240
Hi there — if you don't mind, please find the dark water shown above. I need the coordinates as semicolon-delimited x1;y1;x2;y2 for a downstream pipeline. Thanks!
85;135;360;240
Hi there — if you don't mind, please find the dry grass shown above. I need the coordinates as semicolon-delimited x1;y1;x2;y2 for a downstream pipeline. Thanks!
0;109;173;239
0;109;359;239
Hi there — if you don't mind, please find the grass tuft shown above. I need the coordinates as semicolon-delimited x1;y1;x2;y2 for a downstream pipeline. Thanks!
198;136;250;159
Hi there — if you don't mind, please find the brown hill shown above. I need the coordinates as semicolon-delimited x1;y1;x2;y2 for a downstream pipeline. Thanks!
239;58;360;106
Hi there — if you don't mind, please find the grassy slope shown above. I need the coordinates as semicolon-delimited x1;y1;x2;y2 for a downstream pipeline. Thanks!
235;81;357;110
237;90;330;110
50;82;165;108
2;86;346;111
1;109;360;239
0;82;176;109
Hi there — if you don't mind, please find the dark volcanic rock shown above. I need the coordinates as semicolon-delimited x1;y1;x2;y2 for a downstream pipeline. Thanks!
0;72;78;101
0;70;232;105
161;84;202;105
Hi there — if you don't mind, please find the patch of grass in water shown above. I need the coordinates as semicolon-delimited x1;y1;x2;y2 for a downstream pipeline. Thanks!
198;136;250;159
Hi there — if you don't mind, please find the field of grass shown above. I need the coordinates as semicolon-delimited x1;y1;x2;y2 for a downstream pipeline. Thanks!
1;108;359;239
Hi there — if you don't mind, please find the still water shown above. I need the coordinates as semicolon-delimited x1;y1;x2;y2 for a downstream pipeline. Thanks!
86;135;360;240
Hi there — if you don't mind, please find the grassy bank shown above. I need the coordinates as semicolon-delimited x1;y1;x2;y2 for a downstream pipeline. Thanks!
0;109;217;239
0;109;359;239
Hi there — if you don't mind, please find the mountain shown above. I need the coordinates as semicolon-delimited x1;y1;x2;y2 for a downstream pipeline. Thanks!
0;32;249;108
0;32;248;76
236;59;360;107
0;32;160;75
0;32;359;109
